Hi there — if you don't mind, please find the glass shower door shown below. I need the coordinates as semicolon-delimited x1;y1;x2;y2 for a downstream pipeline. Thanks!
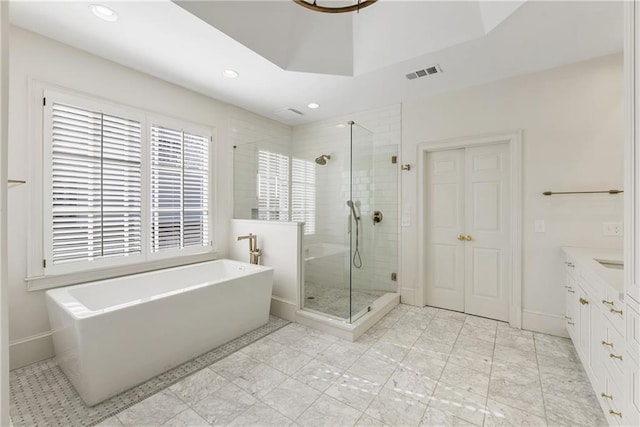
348;123;375;322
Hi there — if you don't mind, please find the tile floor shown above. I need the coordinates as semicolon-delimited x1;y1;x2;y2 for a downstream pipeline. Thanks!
303;282;386;320
97;305;605;427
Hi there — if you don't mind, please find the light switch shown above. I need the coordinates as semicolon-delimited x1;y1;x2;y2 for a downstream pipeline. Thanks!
534;220;545;233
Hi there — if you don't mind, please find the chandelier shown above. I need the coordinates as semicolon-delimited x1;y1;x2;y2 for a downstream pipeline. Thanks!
292;0;378;14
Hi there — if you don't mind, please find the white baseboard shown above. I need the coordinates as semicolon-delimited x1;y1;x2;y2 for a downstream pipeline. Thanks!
270;296;298;322
9;332;54;370
522;309;568;338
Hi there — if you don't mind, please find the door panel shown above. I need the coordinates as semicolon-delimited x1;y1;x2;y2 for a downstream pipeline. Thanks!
433;245;457;290
471;248;501;298
472;182;501;231
464;144;510;321
425;149;465;312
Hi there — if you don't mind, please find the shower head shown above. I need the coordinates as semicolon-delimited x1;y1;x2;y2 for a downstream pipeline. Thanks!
315;154;331;165
347;200;360;220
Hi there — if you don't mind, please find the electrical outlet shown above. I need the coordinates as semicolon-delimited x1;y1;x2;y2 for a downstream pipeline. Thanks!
534;220;545;233
603;222;623;236
401;215;411;227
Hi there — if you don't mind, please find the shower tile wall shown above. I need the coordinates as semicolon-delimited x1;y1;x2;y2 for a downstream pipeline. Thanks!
229;106;293;219
292;104;401;294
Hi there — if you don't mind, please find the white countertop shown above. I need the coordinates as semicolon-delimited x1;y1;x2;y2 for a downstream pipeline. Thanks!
562;247;624;295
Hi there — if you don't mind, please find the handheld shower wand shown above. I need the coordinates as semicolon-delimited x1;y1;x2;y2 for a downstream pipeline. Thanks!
346;200;360;220
346;200;362;269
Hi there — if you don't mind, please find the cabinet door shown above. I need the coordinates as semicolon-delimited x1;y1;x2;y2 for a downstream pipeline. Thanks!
589;306;606;389
578;286;591;363
566;274;578;341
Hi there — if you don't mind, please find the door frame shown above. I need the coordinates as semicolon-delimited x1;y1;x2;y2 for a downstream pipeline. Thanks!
417;131;523;328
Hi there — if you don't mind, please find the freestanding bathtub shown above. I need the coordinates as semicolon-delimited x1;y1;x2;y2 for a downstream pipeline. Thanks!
45;259;273;406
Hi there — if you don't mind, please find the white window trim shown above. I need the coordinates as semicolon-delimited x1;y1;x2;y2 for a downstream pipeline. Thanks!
26;85;216;290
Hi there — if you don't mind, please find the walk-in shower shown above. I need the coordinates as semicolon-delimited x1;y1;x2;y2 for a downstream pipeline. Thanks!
231;114;399;327
301;121;398;323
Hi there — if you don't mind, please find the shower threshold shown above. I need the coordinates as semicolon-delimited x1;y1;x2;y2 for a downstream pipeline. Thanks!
295;292;400;341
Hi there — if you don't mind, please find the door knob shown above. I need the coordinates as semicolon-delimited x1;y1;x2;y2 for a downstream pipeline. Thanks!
465;235;473;241
457;234;465;241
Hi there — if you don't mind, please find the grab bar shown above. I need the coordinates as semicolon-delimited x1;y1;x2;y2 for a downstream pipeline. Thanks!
542;190;623;196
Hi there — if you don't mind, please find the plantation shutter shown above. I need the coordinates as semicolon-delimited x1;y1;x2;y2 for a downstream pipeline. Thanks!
291;158;316;234
51;103;142;264
150;125;209;252
257;150;289;221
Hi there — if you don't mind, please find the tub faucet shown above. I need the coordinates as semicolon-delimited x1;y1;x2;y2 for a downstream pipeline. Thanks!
237;233;261;265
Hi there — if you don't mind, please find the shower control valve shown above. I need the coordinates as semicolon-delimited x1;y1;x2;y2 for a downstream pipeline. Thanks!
372;211;383;225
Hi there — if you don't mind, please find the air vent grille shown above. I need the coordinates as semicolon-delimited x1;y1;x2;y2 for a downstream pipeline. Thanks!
406;64;442;80
275;108;304;119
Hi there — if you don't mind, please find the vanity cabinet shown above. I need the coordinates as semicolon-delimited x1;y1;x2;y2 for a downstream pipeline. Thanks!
563;248;629;426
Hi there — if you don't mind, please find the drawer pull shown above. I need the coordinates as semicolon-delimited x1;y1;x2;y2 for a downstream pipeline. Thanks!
565;316;572;320
609;353;623;361
565;286;573;290
579;297;589;305
602;300;614;306
609;410;622;418
565;262;575;268
567;321;575;326
610;308;623;315
568;290;575;294
601;392;613;400
601;340;614;347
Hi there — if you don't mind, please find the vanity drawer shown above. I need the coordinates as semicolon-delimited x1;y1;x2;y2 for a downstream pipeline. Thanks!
601;290;625;336
564;255;578;279
600;319;626;387
601;375;625;426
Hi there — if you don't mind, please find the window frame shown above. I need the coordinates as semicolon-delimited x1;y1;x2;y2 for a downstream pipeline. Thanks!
38;89;215;280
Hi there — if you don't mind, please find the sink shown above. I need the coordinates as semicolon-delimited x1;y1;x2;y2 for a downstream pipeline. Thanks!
595;259;624;270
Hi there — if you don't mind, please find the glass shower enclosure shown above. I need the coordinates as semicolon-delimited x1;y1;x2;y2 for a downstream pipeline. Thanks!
302;121;397;323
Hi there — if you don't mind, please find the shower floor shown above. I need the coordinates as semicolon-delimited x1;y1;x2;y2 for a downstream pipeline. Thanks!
303;281;386;320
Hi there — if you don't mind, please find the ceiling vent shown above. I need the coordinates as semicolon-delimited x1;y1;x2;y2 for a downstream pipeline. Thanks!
275;108;304;119
406;64;442;80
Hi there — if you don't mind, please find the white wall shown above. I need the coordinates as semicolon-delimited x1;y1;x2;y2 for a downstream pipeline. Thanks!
229;219;302;321
401;53;624;334
7;27;286;369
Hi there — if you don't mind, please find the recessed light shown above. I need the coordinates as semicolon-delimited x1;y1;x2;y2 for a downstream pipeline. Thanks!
336;124;346;128
223;69;239;79
307;103;319;109
90;4;119;22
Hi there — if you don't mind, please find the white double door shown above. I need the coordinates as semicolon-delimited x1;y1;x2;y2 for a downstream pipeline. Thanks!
425;143;511;322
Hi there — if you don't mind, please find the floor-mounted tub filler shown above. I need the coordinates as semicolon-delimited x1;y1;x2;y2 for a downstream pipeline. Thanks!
45;259;273;406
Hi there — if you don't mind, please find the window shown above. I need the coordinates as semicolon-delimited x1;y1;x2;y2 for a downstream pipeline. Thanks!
254;150;316;234
291;158;316;235
43;90;213;276
257;150;289;221
150;125;209;252
49;102;143;265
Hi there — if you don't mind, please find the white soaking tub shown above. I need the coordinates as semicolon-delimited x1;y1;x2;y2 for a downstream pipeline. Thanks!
45;259;273;406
